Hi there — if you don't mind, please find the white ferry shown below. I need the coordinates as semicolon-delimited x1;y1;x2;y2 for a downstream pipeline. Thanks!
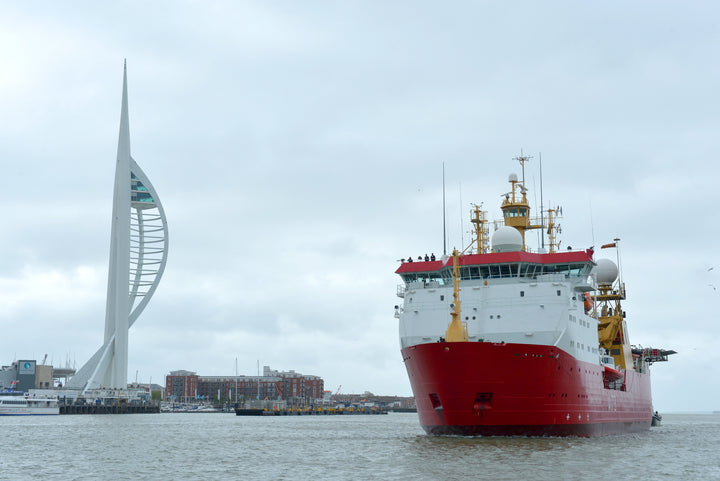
0;391;59;416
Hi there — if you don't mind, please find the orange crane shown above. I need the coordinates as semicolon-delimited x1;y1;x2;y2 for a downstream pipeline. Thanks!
331;385;342;404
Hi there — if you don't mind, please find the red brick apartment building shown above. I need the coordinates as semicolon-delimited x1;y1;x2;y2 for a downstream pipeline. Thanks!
165;366;323;405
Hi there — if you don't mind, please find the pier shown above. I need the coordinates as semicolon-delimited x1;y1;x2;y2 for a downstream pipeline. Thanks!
59;394;160;415
60;403;159;414
236;406;388;416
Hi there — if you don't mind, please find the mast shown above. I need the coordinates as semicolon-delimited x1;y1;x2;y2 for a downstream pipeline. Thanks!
540;152;545;250
442;162;447;256
546;207;561;253
500;152;542;251
459;182;463;249
470;204;489;254
445;249;468;342
596;242;631;371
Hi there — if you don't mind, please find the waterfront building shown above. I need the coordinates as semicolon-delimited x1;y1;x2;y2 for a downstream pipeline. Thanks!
66;62;168;393
165;366;324;405
127;382;165;400
0;360;76;390
165;371;199;403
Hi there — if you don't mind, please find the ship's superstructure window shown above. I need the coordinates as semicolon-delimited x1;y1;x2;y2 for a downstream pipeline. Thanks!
400;261;593;285
400;272;449;286
457;262;591;280
503;207;528;218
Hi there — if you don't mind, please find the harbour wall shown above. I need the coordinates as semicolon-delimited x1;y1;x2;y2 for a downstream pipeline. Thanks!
236;406;388;416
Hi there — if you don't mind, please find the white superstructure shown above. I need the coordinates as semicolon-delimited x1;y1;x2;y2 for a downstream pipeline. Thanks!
397;259;603;365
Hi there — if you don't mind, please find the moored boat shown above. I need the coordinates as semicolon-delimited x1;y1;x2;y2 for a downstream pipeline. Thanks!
0;391;59;416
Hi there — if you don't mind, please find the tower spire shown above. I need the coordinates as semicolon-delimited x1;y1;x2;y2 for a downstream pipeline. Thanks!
65;61;168;393
117;59;131;161
105;60;133;388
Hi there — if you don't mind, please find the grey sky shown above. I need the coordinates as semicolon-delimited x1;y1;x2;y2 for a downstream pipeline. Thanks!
1;1;717;411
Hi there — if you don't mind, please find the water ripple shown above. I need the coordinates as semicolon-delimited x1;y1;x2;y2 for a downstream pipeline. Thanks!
1;413;717;480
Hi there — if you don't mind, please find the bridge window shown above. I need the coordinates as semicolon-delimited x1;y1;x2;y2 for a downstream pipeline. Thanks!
543;263;589;277
460;266;482;280
402;261;591;285
401;272;448;286
503;207;528;218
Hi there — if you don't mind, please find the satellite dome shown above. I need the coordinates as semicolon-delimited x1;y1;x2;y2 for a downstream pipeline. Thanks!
508;173;518;182
594;258;618;284
492;226;523;252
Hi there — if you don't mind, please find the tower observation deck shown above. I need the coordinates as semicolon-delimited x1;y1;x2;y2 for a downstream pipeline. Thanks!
66;62;168;393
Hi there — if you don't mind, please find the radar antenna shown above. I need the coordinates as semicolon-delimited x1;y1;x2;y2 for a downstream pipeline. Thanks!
546;205;562;253
470;203;489;254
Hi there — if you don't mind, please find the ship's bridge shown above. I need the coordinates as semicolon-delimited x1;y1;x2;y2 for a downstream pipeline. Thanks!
396;250;595;286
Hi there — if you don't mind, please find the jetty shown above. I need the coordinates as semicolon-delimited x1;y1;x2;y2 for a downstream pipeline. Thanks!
236;406;388;416
58;390;160;415
61;403;159;415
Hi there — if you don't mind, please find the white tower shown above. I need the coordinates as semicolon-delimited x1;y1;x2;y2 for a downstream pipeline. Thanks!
66;62;168;392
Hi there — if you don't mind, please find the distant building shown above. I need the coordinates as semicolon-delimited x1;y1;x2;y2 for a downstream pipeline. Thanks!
165;370;199;402
0;360;75;391
127;382;164;400
165;366;324;405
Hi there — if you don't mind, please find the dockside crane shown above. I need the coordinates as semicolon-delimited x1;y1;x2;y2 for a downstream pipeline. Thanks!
331;385;342;405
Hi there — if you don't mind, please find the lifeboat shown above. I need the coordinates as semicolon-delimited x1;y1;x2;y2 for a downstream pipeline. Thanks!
603;365;624;381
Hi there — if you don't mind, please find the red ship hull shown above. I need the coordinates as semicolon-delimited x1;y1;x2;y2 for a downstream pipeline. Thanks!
402;342;652;437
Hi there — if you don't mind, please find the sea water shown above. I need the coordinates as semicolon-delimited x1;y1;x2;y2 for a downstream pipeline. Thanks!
1;412;718;480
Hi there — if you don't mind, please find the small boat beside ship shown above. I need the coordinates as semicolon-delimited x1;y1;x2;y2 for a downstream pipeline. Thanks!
652;411;662;426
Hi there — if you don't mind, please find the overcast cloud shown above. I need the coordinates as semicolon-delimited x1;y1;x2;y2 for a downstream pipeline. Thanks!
1;1;717;411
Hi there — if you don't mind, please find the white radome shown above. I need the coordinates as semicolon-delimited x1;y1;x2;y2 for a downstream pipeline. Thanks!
594;258;618;284
492;226;523;252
